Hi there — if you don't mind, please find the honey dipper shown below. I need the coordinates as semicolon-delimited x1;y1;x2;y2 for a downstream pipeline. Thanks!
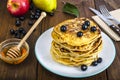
6;12;47;58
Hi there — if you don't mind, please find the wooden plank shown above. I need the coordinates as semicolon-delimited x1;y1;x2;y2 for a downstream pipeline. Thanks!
79;0;95;18
104;0;120;9
38;68;107;80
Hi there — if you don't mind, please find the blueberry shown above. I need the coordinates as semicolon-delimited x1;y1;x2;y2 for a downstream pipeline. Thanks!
18;27;24;33
82;24;88;30
81;65;87;71
91;26;97;32
36;9;41;13
97;57;102;63
35;15;39;19
77;31;83;37
19;16;25;21
14;30;19;36
48;12;54;16
35;12;40;16
60;25;67;32
28;20;34;26
15;33;21;39
84;20;90;26
10;29;15;35
14;30;21;39
29;4;34;10
91;61;98;66
15;20;21;26
19;33;24;39
30;14;35;20
21;30;26;36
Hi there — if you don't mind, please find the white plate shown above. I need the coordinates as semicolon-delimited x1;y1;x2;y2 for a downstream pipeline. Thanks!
35;27;116;78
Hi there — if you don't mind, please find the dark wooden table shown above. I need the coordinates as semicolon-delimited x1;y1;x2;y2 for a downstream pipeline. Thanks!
0;0;120;80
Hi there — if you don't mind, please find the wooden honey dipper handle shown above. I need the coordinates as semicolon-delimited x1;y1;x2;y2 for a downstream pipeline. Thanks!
17;12;47;49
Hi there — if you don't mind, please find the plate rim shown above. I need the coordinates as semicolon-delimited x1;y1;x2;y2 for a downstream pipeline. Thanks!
35;27;116;78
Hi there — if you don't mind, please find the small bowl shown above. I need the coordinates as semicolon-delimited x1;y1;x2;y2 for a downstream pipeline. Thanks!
0;38;29;64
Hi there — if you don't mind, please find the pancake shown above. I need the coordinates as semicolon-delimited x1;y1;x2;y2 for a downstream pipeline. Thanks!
50;41;102;66
52;36;102;52
50;17;103;67
52;17;101;46
51;37;102;56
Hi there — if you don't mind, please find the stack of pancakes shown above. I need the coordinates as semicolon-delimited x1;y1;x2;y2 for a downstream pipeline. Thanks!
50;17;103;66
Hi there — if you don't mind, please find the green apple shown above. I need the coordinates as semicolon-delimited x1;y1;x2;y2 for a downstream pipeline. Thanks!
32;0;57;13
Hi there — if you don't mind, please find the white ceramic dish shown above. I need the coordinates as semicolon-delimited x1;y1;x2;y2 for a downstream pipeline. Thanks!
35;27;116;78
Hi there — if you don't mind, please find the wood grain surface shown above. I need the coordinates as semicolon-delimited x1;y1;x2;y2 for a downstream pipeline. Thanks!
0;0;120;80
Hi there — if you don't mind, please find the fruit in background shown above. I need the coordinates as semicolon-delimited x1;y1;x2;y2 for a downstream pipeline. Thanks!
7;0;30;16
32;0;57;13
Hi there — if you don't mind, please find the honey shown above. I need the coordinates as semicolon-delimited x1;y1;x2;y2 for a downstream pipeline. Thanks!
0;45;27;58
0;38;29;64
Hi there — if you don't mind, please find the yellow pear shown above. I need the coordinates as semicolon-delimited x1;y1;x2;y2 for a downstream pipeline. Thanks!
32;0;57;13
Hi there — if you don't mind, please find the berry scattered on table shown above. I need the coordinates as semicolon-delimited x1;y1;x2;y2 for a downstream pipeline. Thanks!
15;33;21;39
19;16;25;21
29;4;34;10
28;20;34;26
9;1;55;39
21;30;27;36
10;27;27;39
14;30;19;36
18;27;25;33
15;20;21;26
35;12;40;16
35;9;41;13
10;29;15;35
34;15;39;19
48;12;54;16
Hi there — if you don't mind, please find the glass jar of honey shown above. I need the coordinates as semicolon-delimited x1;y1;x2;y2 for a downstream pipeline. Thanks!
0;38;29;64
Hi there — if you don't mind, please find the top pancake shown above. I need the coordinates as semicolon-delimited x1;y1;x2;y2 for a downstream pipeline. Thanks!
52;17;101;46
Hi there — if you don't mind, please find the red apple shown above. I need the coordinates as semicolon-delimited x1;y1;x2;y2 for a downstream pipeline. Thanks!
7;0;30;16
